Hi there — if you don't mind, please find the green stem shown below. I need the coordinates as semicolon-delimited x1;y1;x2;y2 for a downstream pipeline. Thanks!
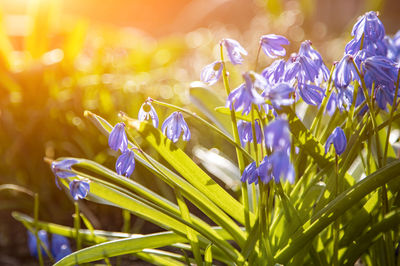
34;193;44;266
122;209;131;233
333;154;339;266
74;202;81;250
220;42;251;232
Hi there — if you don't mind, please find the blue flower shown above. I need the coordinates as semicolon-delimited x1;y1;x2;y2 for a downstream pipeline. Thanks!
69;179;90;201
264;118;291;151
51;159;78;189
363;56;398;87
51;234;72;262
237;120;262;146
27;230;49;258
269;150;295;184
262;59;286;84
285;54;320;84
226;72;265;115
298;83;325;106
375;84;395;110
108;122;128;152
161;112;191;143
240;161;258;184
116;149;135;177
200;61;223;85
259;34;289;58
258;156;272;184
333;54;358;89
221;38;248;65
325;127;347;155
299;40;330;82
325;86;353;115
138;100;159;128
352;11;385;42
51;159;78;179
262;82;295;108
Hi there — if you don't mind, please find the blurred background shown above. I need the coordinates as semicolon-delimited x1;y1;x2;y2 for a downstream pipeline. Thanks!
0;0;399;264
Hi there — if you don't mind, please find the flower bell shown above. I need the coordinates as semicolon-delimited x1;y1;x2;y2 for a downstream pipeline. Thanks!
260;34;289;58
27;230;49;258
116;149;136;177
108;122;128;152
161;112;191;143
221;38;248;65
138;99;159;128
325;127;347;155
200;61;223;85
69;179;90;201
51;234;72;262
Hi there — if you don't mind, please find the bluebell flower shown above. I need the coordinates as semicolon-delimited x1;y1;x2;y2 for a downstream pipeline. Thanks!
262;59;286;84
116;149;135;177
363;56;398;86
237;120;262;146
27;230;49;258
51;159;78;189
262;82;295;108
221;38;248;65
285;54;320;84
51;234;72;262
200;61;223;85
240;161;258;184
69;179;90;201
226;72;265;115
385;31;400;63
299;40;330;82
108;122;128;152
269;150;295;184
325;127;347;155
258;156;272;184
352;11;385;42
51;159;78;179
298;83;325;106
345;38;361;55
326;86;353;115
161;112;191;143
259;34;289;58
333;54;358;89
375;84;395;110
264;118;291;151
138;100;159;128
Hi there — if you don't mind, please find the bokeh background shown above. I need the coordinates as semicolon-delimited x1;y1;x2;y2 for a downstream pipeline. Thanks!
0;0;399;264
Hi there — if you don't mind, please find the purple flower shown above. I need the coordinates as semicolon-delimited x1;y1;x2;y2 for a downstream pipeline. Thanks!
375;85;394;110
138;100;159;128
51;159;78;179
200;61;223;85
221;38;248;65
325;127;347;155
345;38;361;55
51;159;78;189
298;40;330;83
108;122;128;152
285;55;320;84
262;59;286;83
333;54;358;89
241;161;258;184
116;149;135;177
161;112;191;143
226;72;265;115
258;156;272;184
259;34;289;58
326;86;353;115
51;234;72;262
28;230;49;258
237;120;262;146
69;179;90;201
352;11;385;42
363;56;398;86
269;150;295;184
298;83;325;106
264;118;291;151
262;82;295;108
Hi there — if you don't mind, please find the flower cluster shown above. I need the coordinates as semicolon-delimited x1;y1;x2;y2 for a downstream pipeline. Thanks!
27;230;72;262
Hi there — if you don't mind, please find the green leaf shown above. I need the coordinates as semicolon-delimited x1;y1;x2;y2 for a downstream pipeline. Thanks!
274;160;400;264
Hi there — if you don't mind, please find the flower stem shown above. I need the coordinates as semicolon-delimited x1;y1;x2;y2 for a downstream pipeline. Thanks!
34;193;44;266
74;201;81;250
